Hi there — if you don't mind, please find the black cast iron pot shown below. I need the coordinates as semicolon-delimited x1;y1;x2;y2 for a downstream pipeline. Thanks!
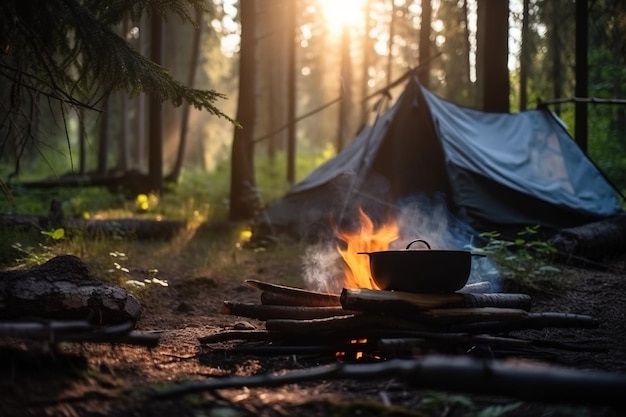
358;239;482;293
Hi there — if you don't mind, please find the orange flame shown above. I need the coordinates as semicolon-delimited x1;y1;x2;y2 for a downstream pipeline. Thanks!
336;208;399;289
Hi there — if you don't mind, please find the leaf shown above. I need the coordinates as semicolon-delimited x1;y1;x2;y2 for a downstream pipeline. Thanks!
41;228;65;240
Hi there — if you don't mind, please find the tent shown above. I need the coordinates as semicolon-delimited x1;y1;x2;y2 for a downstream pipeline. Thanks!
252;76;624;242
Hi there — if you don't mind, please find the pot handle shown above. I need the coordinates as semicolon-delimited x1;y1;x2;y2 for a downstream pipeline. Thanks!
405;239;431;250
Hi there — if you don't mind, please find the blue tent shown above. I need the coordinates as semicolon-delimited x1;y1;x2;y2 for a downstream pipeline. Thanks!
254;77;623;241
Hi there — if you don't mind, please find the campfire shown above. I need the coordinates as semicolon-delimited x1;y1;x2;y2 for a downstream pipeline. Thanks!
335;207;400;290
211;209;601;364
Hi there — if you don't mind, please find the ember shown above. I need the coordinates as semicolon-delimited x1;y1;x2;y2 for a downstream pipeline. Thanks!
336;208;399;289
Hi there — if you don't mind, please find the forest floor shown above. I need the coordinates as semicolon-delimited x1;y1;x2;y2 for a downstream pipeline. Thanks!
1;225;626;417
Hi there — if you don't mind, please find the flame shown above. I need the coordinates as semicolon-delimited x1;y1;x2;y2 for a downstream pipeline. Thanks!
336;208;399;289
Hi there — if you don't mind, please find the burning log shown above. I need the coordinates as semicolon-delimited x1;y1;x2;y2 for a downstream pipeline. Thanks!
246;279;341;306
340;288;532;314
221;301;350;321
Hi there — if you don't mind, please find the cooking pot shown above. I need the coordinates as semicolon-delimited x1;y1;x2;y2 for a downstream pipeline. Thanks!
358;239;483;293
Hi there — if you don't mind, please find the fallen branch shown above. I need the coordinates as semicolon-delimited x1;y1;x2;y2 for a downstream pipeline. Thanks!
150;355;626;407
0;320;159;347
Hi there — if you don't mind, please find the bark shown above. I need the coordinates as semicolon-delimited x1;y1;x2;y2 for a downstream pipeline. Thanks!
0;255;142;324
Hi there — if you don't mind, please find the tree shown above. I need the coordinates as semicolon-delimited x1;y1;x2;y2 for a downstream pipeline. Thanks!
476;0;510;112
229;0;260;221
0;0;234;178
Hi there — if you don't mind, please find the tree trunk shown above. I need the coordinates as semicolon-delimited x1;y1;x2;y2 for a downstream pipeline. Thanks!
575;0;588;152
96;95;110;176
477;0;509;112
229;0;260;220
285;0;297;186
337;26;352;152
418;0;432;87
148;13;163;194
519;0;530;110
166;6;203;183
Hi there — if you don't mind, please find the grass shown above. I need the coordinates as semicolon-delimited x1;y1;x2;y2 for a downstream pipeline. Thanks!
1;149;571;295
0;159;312;303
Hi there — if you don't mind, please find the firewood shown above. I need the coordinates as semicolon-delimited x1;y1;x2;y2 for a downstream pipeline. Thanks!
198;330;274;344
449;312;599;333
265;314;431;335
421;307;529;324
221;301;350;321
259;291;341;307
246;279;341;306
340;288;532;314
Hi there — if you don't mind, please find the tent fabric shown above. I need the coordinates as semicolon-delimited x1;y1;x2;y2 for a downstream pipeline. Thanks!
422;87;620;216
253;77;623;241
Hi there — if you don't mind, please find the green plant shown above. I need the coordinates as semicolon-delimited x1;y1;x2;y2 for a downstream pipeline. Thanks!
471;226;563;291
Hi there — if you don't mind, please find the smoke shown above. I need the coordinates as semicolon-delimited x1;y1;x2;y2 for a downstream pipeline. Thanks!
301;194;502;294
302;242;344;294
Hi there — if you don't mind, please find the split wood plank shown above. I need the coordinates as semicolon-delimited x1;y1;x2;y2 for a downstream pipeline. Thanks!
221;301;351;321
246;279;341;306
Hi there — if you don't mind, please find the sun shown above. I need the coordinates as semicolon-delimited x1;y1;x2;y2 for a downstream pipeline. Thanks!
318;0;366;36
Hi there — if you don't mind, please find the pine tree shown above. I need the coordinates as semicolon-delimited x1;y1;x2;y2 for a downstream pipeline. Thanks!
0;0;235;165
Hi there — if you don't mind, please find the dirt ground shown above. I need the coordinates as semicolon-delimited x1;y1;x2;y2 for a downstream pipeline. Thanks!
1;243;626;417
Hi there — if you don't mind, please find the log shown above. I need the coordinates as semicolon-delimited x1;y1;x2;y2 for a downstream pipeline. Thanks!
221;301;351;321
265;309;597;337
548;213;626;264
0;213;186;240
340;288;532;314
0;255;142;324
265;314;432;335
198;330;275;344
448;312;599;333
246;279;341;306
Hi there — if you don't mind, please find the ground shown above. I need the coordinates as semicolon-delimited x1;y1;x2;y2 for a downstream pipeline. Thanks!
1;236;626;417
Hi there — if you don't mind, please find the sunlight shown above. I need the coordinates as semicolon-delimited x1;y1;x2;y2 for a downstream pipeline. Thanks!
318;0;366;36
